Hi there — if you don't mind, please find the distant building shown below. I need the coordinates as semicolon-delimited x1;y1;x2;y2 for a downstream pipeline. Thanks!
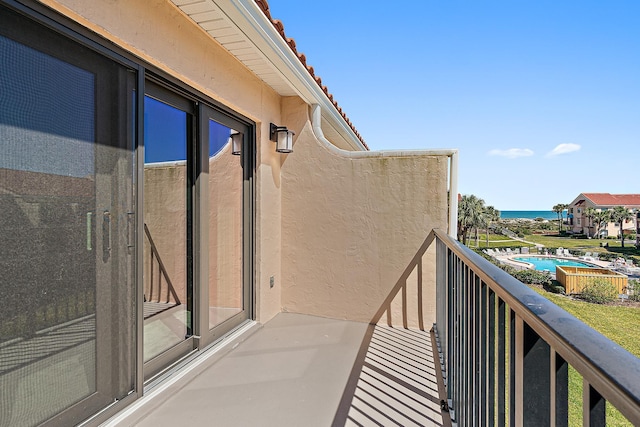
567;193;640;237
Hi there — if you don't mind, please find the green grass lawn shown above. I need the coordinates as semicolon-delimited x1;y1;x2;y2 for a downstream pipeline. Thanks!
471;232;640;263
470;234;532;249
530;287;639;426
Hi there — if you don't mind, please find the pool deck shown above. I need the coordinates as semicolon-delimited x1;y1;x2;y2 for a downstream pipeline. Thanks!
496;253;640;279
496;253;611;272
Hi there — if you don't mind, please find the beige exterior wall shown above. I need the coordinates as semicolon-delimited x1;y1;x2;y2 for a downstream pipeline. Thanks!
43;0;292;323
281;118;449;326
208;146;243;312
42;0;450;328
571;204;636;237
143;163;188;303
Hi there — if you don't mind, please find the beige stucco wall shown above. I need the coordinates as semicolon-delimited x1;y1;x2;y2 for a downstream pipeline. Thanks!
208;146;243;312
281;118;449;326
43;0;291;323
40;0;449;328
143;164;187;303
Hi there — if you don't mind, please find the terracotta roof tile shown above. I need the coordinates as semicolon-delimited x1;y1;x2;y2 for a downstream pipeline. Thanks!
582;193;640;207
254;0;369;150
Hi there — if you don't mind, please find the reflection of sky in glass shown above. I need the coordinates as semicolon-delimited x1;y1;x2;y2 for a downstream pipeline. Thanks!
144;96;187;163
0;34;95;177
138;98;236;162
209;120;231;158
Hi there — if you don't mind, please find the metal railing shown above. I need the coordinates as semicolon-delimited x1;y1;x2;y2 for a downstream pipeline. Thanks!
143;224;180;308
432;229;640;426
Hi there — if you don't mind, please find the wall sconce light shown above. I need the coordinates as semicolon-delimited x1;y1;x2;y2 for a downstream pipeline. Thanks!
270;123;294;153
230;131;242;155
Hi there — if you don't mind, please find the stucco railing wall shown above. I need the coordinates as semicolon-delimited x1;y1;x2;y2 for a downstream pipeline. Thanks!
281;122;450;326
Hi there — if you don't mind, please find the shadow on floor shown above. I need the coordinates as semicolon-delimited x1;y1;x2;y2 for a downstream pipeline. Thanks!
333;324;450;427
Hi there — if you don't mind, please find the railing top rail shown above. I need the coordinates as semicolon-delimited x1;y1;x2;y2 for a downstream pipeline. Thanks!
433;228;640;424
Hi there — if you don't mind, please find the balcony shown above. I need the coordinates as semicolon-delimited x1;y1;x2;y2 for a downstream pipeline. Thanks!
105;230;640;427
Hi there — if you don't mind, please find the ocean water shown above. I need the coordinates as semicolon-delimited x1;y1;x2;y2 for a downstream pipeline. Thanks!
500;210;558;220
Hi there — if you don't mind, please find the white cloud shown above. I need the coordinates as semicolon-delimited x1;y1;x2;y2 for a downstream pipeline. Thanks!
487;148;534;159
546;143;581;157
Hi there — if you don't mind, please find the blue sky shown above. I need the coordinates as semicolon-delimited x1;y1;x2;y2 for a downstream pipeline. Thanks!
266;1;639;210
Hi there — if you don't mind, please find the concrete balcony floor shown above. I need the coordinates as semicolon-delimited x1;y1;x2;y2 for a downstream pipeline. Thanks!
106;313;450;427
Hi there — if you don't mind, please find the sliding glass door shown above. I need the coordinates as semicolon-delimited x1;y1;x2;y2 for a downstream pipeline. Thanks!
0;5;136;426
141;90;253;373
142;83;195;375
204;109;247;330
0;2;255;424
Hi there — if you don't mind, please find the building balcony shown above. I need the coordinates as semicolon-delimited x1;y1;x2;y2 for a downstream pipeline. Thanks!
104;230;640;427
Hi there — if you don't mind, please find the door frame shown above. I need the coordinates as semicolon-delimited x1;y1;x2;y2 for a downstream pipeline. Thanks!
196;104;255;348
139;76;256;379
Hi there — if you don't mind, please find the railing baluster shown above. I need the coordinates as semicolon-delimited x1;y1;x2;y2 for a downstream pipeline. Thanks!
584;381;606;427
480;282;488;427
434;230;640;427
144;224;180;306
149;248;154;302
488;289;496;426
461;264;472;426
458;261;462;425
454;260;465;426
510;309;516;427
474;274;481;426
522;322;551;426
498;298;506;427
552;350;568;427
453;255;460;424
417;257;424;331
446;249;458;421
401;280;408;329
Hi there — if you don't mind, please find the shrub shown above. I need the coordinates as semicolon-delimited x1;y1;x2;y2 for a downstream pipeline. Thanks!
513;269;552;286
579;278;618;304
549;284;566;294
597;252;617;261
628;280;640;302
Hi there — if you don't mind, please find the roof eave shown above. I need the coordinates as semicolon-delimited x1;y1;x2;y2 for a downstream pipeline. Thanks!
196;0;368;151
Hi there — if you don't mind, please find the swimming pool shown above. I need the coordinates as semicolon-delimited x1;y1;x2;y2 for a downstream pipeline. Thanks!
513;256;596;272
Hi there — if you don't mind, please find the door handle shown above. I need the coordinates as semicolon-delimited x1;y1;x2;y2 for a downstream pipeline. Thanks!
86;212;93;251
103;210;111;254
127;211;135;249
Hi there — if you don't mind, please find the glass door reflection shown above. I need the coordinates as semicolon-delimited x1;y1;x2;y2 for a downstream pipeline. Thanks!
143;94;191;363
208;120;243;329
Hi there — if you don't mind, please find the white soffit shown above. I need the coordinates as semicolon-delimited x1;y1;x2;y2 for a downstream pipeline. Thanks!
169;0;367;151
170;0;297;96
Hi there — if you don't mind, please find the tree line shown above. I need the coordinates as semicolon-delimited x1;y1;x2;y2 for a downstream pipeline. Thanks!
456;195;500;247
458;196;637;248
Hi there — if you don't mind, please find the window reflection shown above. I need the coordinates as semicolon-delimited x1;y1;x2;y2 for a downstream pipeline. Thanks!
208;119;243;329
143;95;189;362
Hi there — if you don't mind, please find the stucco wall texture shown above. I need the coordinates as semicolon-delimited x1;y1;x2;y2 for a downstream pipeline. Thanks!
44;0;450;328
46;0;285;323
281;121;448;326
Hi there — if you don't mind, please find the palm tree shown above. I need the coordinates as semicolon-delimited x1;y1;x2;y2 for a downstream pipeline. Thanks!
593;210;609;239
609;206;633;247
584;207;597;237
457;194;486;245
484;206;500;247
552;203;568;232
